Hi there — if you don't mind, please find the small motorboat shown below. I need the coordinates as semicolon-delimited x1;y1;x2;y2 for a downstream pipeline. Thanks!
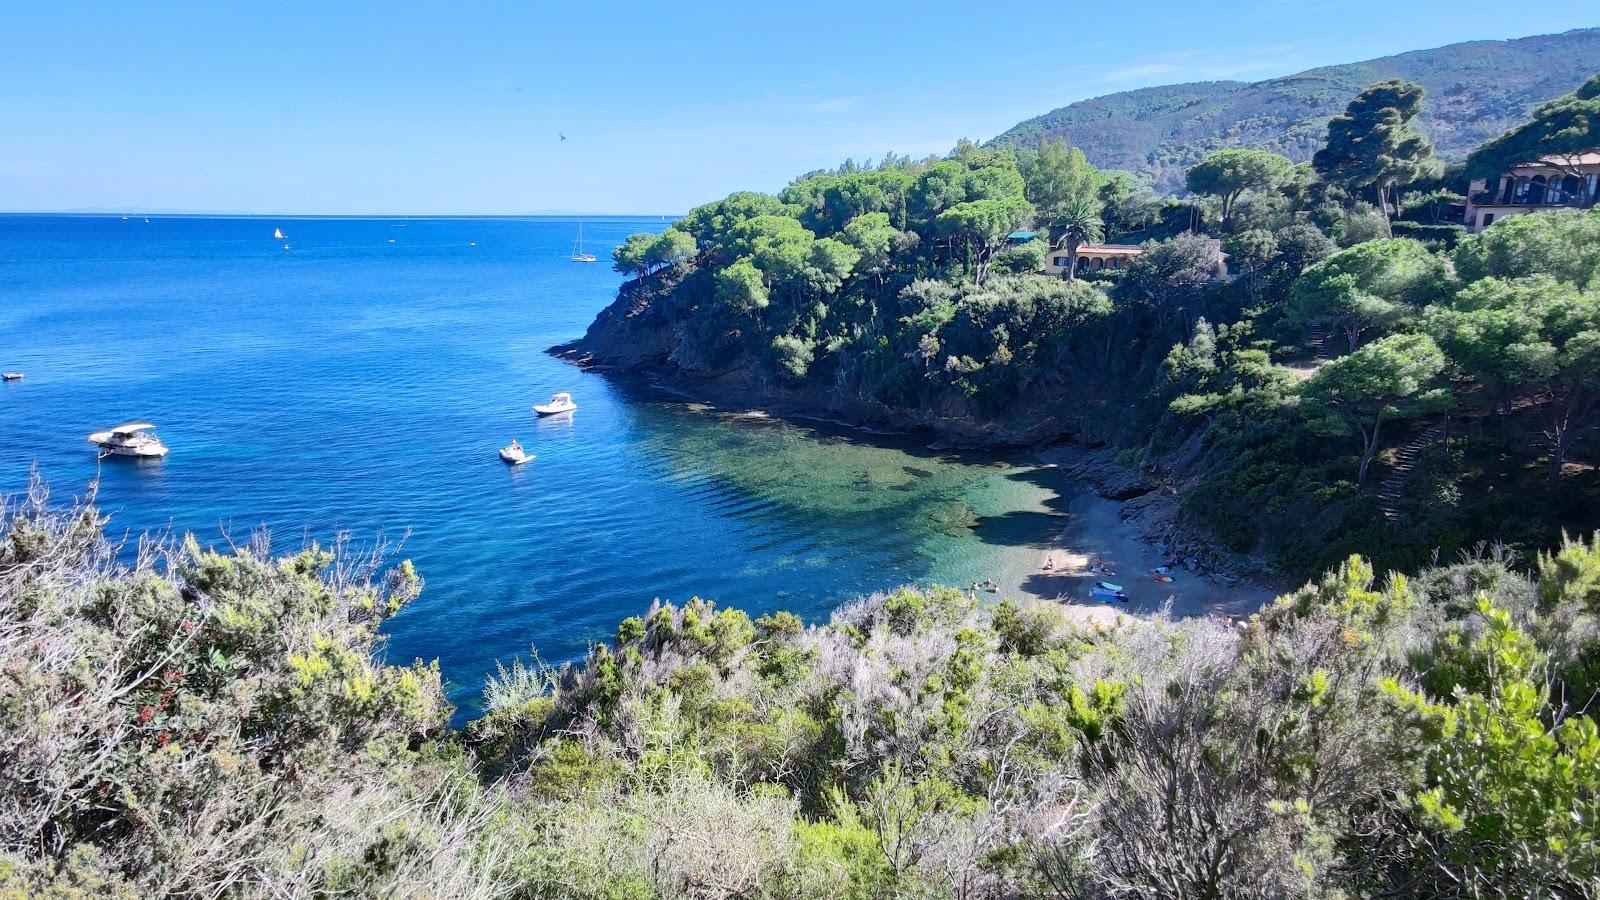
1;372;22;381
533;392;577;416
87;422;169;458
498;439;535;465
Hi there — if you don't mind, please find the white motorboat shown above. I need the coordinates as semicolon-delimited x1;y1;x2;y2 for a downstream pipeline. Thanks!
533;392;577;416
498;439;535;465
1;372;21;381
87;422;169;458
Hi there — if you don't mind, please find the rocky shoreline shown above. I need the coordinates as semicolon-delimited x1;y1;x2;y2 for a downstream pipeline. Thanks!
552;341;1081;450
552;337;1287;617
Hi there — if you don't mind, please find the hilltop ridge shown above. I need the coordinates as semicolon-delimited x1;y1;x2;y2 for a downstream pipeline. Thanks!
991;27;1600;191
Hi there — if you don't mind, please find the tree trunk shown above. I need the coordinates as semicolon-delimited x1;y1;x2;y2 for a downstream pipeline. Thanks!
1344;323;1363;354
1375;180;1393;236
1357;415;1384;487
1548;425;1569;490
1066;238;1081;281
1544;390;1596;491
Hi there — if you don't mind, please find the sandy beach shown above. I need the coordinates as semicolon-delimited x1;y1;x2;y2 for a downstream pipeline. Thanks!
993;449;1281;626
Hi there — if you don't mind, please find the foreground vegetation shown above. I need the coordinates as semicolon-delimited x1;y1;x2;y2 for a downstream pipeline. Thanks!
584;74;1600;579
3;483;1597;897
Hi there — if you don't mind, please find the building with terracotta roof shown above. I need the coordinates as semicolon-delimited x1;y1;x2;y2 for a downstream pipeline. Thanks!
1463;151;1600;233
1042;244;1143;277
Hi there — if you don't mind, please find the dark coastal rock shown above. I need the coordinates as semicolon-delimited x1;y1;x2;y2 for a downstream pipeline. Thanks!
1057;449;1157;501
555;279;1089;450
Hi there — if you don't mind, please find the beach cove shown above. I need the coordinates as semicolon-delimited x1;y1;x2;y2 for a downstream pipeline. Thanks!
0;214;1291;717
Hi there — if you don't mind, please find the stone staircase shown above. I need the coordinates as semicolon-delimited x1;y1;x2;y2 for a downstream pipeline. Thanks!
1306;325;1334;362
1376;422;1447;521
1284;326;1336;382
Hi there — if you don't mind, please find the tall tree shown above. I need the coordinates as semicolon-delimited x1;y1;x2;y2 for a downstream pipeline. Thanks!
1313;80;1441;223
1185;149;1295;224
1288;238;1451;351
1301;332;1449;486
933;197;1033;286
1432;277;1600;488
1117;233;1221;335
1054;196;1105;281
1097;170;1162;239
1466;74;1600;206
1018;140;1101;231
1452;207;1600;287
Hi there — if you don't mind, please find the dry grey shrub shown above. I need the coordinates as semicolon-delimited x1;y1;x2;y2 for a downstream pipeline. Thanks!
507;765;795;900
0;478;508;898
1084;602;1404;899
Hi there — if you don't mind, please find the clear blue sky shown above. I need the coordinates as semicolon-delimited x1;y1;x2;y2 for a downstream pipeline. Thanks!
1;2;1594;215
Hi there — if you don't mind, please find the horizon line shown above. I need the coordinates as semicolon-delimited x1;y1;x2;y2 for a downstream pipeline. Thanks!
0;210;686;219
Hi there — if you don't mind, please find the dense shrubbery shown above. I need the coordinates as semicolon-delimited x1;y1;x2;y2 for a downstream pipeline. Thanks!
4;486;1598;897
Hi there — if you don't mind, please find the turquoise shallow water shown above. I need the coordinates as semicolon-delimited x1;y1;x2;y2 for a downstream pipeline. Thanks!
0;214;1060;714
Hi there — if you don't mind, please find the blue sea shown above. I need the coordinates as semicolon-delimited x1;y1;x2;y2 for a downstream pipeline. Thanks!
0;215;1063;714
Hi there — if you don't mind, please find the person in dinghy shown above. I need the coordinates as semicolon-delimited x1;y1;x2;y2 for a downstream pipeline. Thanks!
499;439;535;465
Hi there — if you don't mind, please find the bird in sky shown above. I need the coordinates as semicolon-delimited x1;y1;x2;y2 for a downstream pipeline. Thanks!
559;133;567;141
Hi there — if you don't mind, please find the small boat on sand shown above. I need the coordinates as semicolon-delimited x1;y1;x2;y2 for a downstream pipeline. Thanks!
1090;580;1128;603
1;372;22;381
87;422;169;458
498;439;535;465
533;392;577;416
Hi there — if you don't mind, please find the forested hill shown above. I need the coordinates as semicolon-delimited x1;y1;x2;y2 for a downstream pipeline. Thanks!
991;27;1600;192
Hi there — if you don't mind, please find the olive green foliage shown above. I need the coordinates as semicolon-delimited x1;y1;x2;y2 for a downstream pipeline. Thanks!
1287;238;1454;350
9;487;1596;897
1453;207;1600;287
1314;80;1441;217
604;143;1133;411
1017;141;1105;280
1186;148;1295;223
1301;333;1450;486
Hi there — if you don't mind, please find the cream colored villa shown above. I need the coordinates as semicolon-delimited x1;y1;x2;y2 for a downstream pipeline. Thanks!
1043;244;1143;276
1463;151;1600;233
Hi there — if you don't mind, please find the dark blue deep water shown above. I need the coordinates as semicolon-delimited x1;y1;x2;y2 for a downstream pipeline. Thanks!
0;215;1059;714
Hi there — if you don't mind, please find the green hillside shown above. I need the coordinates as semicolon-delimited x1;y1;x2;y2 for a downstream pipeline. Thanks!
991;27;1600;192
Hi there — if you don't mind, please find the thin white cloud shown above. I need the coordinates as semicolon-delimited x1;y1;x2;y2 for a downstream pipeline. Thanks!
803;97;857;114
1096;45;1309;87
1103;63;1185;82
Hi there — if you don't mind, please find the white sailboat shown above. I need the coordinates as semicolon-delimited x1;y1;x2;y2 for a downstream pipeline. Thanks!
273;227;286;240
570;223;597;263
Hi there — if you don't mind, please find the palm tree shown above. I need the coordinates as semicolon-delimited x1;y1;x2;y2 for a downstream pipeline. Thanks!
1055;197;1105;280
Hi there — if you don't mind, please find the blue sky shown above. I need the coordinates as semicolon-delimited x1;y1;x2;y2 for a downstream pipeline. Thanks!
1;2;1595;215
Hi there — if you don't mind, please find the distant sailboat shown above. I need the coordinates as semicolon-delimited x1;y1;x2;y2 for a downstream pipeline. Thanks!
570;223;597;263
273;227;286;240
